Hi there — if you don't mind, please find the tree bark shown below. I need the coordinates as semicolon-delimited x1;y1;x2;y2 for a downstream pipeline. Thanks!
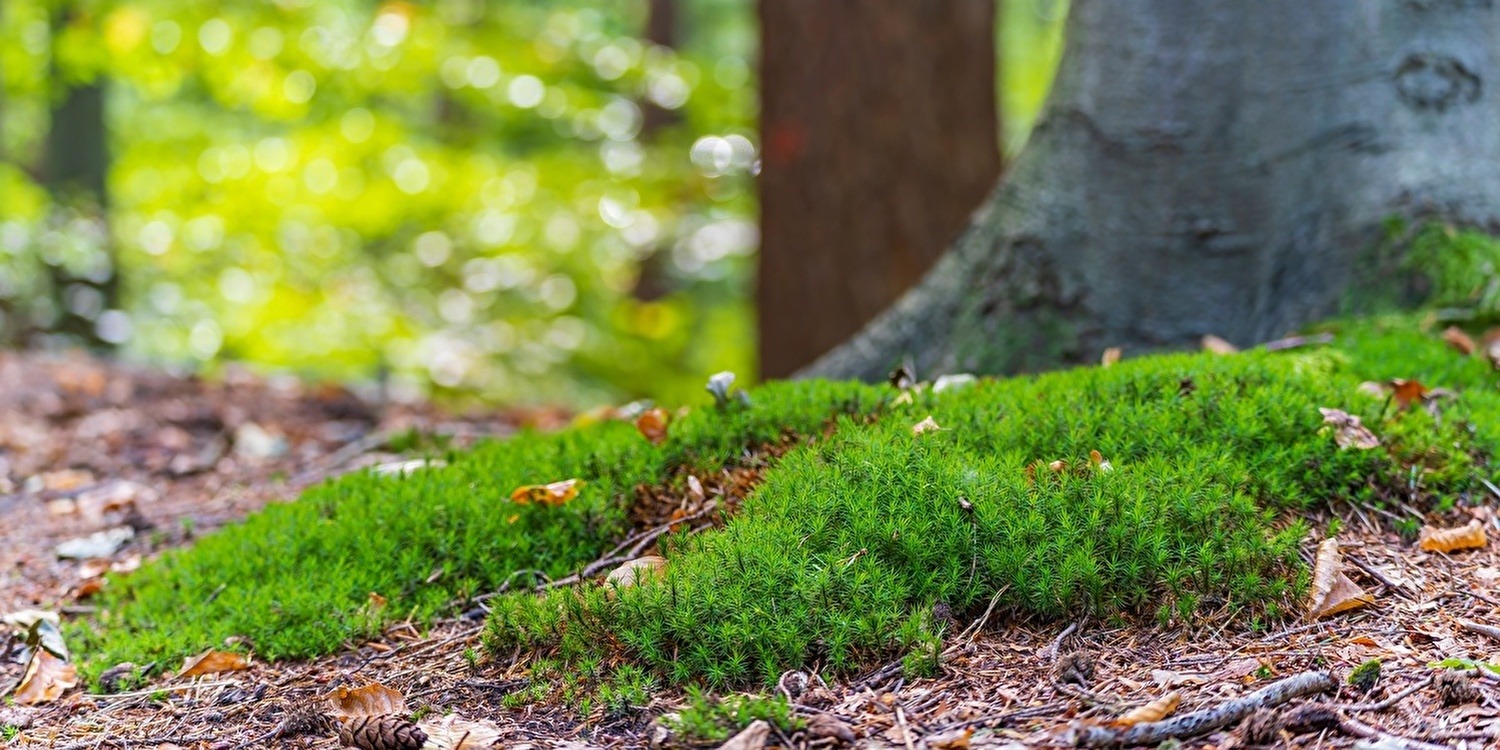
804;0;1500;382
44;4;115;347
756;0;999;378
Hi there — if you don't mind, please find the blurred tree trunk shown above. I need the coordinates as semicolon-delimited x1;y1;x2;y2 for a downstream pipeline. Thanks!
44;4;116;347
756;0;1000;377
640;0;680;136
805;0;1500;381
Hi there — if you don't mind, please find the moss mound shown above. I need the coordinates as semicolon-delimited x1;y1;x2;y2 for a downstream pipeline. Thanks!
79;313;1500;687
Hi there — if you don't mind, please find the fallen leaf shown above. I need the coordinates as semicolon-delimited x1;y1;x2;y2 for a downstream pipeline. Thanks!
177;649;249;678
1201;335;1238;354
804;713;856;743
1444;326;1477;355
1048;460;1068;473
912;416;943;435
1089;450;1113;473
925;726;974;749
634;408;670;446
1319;408;1380;450
933;374;977;393
2;610;59;630
1357;381;1388;399
1150;669;1206;688
367;592;388;610
509;479;582;506
373;459;446;477
55;526;134;560
1419;519;1487;553
11;650;77;704
1101;347;1122;367
606;555;666;589
1308;538;1374;619
1113;691;1181;727
1389;379;1428;410
418;714;503;750
718;719;770;750
328;682;408;718
72;578;105;600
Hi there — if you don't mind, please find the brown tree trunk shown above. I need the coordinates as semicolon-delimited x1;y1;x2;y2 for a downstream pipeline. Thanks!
756;0;1000;378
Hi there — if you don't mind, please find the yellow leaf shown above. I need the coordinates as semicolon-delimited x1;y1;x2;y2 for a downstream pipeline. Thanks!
1319;408;1380;450
911;416;943;435
1113;691;1180;727
509;478;582;506
12;650;77;704
634;407;671;446
177;649;249;678
327;682;408;718
1307;538;1374;619
1419;519;1487;553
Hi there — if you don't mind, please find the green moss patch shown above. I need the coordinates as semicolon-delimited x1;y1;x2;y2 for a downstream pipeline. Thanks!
79;315;1499;690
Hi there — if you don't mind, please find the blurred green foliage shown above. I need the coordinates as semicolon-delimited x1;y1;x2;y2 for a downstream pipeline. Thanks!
1;0;1065;405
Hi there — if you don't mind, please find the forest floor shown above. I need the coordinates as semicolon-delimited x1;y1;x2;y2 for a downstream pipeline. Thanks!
4;350;1500;749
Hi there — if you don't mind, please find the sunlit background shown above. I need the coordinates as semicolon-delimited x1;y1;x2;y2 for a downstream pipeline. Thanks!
0;0;1066;406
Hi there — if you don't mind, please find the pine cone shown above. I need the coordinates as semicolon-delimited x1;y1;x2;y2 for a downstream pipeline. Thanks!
338;714;429;750
1053;651;1095;687
1240;708;1283;746
1435;671;1479;706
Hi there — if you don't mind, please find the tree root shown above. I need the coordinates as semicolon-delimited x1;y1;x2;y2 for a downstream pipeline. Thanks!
1067;670;1336;747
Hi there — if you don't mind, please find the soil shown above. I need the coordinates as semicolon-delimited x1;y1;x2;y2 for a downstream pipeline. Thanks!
4;351;1500;749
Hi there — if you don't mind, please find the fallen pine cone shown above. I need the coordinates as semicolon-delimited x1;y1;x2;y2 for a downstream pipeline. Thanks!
338;714;428;750
1435;671;1479;706
1240;708;1282;746
1054;652;1095;687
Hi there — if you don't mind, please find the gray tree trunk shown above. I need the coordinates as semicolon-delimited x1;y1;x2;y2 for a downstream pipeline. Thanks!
803;0;1500;381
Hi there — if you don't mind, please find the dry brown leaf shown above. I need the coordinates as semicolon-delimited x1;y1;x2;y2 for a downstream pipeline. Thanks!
1201;335;1238;354
1444;326;1477;355
1089;450;1113;473
177;649;249;678
1389;379;1429;410
12;650;77;704
72;578;105;600
606;555;666;589
1048;460;1068;473
1113;691;1181;727
926;727;974;749
509;478;582;506
718;720;770;750
634;407;670;446
1100;347;1122;367
912;416;943;435
1419;519;1488;553
1319;408;1380;450
418;714;503;750
1307;538;1374;619
328;682;409;718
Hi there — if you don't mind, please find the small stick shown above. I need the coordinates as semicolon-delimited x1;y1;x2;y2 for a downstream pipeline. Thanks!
1261;333;1335;352
1045;622;1080;662
1346;555;1415;600
1069;670;1336;747
1337;676;1433;713
1459;619;1500;643
894;704;918;750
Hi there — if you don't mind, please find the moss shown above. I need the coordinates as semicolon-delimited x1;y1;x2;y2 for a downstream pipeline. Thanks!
662;689;802;746
76;311;1498;690
1348;658;1381;694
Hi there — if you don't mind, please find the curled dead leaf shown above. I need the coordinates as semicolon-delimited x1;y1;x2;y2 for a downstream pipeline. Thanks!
606;555;666;590
912;416;943;435
509;479;582;506
418;714;503;750
177;649;249;678
1389;379;1428;411
328;682;408;718
634;407;670;446
1048;460;1068;473
1444;326;1477;356
1419;519;1487;553
1319;408;1380;450
1201;335;1238;354
1089;450;1113;473
1307;538;1374;619
11;649;77;704
1113;691;1180;727
1100;347;1122;367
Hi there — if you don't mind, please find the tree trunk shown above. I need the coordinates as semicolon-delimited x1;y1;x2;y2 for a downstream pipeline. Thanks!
756;0;999;378
44;5;115;347
804;0;1500;381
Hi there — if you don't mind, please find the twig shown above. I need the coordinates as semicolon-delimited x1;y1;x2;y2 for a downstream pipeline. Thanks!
894;705;918;750
1045;622;1080;662
944;584;1010;652
1055;682;1129;711
1068;670;1336;747
1336;676;1433;712
1459;619;1500;643
1346;555;1416;600
929;702;1067;733
1261;333;1335;352
51;736;220;750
